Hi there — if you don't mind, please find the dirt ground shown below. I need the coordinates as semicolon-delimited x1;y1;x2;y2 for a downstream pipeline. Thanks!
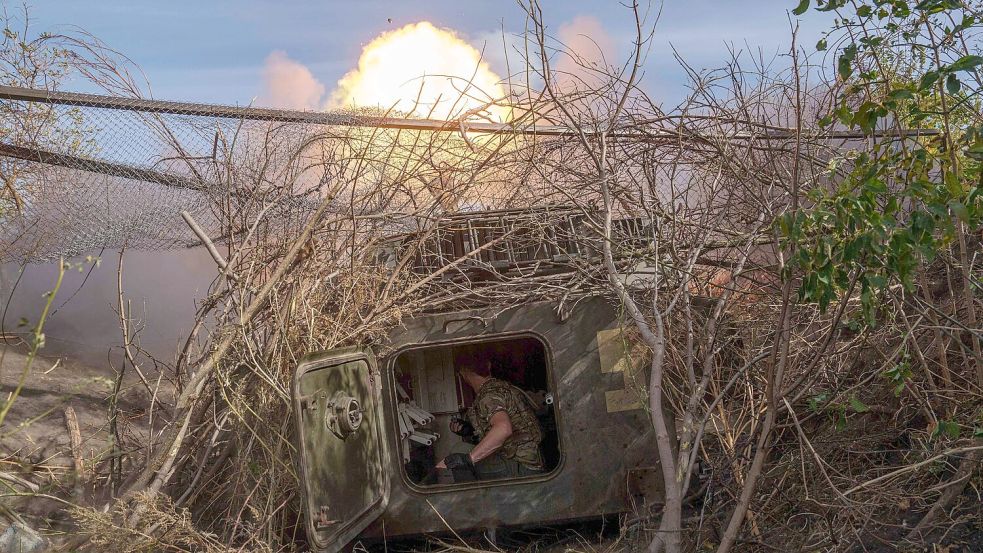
0;344;164;537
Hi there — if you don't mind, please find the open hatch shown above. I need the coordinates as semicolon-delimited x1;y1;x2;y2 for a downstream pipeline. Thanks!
293;348;390;551
391;335;561;487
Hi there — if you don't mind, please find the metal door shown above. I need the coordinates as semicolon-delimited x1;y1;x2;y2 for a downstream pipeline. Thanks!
293;347;390;552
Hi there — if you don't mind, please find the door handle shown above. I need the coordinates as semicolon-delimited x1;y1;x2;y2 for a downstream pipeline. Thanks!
325;393;363;439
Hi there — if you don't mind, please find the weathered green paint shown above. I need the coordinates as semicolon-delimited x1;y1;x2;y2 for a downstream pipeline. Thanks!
292;347;390;552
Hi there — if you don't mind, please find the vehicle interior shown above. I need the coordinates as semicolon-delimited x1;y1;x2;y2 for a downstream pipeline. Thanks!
392;336;560;486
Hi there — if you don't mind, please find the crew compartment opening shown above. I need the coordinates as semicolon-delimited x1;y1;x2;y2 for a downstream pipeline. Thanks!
392;336;560;486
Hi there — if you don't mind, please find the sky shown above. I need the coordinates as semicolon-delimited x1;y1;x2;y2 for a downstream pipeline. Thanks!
26;1;832;108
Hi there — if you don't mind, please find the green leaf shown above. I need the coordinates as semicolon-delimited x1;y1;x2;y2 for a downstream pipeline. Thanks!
948;54;983;73
816;38;828;51
909;106;929;124
808;392;830;412
885;359;914;392
835;103;853;125
932;420;961;440
945;171;962;196
866;177;888;194
817;0;846;11
887;88;915;101
778;213;792;236
793;0;810;15
838;57;852;80
965;143;983;161
919;70;940;91
955;14;976;33
849;396;870;413
915;0;961;12
838;44;857;81
948;200;969;222
857;5;872;16
946;73;961;94
852;101;886;133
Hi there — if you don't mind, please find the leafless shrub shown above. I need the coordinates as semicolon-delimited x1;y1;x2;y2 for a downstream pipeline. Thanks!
1;2;980;552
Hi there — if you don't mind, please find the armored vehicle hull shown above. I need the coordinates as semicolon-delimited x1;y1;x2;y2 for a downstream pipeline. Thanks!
294;296;663;552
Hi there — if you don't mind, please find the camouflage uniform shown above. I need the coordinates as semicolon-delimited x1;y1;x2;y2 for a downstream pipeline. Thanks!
467;378;544;472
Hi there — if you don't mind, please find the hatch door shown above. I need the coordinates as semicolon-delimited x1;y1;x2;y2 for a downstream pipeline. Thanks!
293;347;390;552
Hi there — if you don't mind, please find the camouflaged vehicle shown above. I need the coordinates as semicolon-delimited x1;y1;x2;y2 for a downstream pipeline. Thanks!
293;208;663;552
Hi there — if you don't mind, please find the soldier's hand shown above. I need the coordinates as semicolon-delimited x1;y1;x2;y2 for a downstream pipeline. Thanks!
450;417;476;441
441;452;474;471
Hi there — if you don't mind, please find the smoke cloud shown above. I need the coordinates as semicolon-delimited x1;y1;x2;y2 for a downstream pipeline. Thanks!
555;16;615;88
257;50;326;110
1;248;216;368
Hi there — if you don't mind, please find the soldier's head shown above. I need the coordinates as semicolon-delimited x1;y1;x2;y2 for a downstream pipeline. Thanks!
456;358;492;390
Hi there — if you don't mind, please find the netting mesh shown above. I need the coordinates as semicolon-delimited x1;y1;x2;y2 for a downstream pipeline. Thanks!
0;87;636;270
0;89;448;262
4;166;215;257
3;98;215;259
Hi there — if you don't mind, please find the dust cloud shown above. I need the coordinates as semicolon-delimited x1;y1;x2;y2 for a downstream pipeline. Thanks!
1;247;217;369
257;50;326;110
556;16;616;88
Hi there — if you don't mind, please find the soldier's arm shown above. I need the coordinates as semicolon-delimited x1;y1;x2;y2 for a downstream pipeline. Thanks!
467;411;512;463
435;412;511;469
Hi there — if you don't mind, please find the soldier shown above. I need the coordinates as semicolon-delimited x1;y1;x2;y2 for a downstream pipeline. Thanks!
435;360;544;482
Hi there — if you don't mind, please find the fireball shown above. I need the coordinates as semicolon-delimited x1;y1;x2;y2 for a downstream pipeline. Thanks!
328;22;509;122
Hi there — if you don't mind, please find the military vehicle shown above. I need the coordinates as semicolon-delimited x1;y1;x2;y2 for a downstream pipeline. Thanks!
293;208;664;551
